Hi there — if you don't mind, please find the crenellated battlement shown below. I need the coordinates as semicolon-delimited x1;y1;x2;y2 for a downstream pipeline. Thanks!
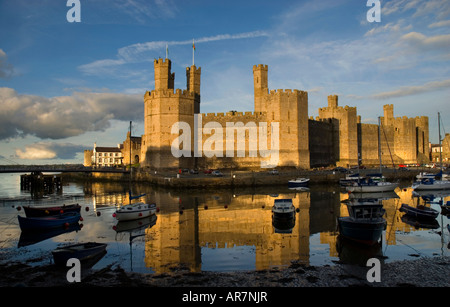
186;66;201;73
202;111;267;121
253;64;268;71
268;88;308;97
145;88;196;99
318;105;357;113
154;58;171;65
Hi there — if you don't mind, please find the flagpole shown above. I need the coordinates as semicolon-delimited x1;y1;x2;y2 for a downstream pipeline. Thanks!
166;43;168;59
192;39;195;66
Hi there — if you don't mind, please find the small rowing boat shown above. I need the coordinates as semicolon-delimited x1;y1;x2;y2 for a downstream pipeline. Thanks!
18;212;81;231
23;204;81;217
52;242;107;266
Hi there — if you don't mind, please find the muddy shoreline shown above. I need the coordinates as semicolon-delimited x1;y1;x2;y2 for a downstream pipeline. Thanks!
1;256;448;288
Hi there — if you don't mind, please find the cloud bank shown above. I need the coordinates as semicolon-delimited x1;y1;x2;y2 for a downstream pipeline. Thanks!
0;87;142;140
14;142;86;160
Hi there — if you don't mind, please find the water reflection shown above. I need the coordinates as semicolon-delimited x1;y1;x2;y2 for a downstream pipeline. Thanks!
1;175;449;274
77;180;449;273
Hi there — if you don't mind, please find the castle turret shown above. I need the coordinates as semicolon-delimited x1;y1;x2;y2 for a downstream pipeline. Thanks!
383;104;394;126
328;95;338;108
186;65;201;113
154;58;175;91
253;64;268;113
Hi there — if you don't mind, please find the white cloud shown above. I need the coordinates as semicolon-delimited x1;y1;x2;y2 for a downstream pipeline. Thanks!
0;87;142;140
428;20;450;28
14;142;86;160
400;32;450;51
371;79;450;99
79;31;269;76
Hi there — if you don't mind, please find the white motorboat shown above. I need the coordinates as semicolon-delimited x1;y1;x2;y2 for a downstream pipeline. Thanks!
288;178;310;188
346;180;398;193
113;202;157;221
272;199;295;219
416;172;437;180
412;178;450;191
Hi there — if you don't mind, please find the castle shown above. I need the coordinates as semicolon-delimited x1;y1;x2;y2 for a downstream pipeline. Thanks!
85;58;430;170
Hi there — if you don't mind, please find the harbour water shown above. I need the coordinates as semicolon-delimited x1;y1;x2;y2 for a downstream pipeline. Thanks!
0;173;449;275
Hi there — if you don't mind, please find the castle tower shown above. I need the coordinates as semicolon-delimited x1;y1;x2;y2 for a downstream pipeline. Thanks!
186;65;201;113
252;64;310;169
253;64;268;113
154;58;175;91
383;104;394;126
328;95;338;108
141;58;199;169
318;95;359;167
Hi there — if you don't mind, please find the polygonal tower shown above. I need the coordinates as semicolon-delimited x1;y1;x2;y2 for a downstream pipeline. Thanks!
141;58;200;170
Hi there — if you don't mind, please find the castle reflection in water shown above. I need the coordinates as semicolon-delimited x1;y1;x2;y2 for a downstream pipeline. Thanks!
83;182;449;274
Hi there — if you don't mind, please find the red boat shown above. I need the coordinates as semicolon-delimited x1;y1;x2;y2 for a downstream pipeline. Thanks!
23;204;81;217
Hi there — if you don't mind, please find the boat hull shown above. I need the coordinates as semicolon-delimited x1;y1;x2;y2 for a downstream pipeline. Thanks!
52;242;107;266
23;204;81;217
18;212;81;231
338;218;386;245
114;203;157;221
346;182;398;193
288;178;309;188
399;203;439;220
412;180;450;191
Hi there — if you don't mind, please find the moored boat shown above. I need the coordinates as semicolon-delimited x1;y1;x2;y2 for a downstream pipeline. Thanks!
346;180;398;193
272;199;296;220
18;212;81;231
338;201;386;245
23;203;81;217
288;178;309;188
52;242;107;266
411;178;450;191
113;202;157;221
399;203;439;220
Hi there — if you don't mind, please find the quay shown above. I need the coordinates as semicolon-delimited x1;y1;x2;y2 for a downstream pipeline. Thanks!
61;167;429;189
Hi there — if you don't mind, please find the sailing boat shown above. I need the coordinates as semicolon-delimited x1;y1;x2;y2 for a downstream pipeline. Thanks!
412;112;450;191
113;121;157;221
346;117;398;193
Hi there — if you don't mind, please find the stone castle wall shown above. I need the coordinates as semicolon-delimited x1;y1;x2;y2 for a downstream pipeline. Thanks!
138;58;428;170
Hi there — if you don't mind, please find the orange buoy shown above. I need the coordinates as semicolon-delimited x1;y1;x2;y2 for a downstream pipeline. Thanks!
79;216;83;221
64;222;69;228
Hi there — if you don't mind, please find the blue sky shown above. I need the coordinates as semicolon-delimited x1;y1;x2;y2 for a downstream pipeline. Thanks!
0;0;449;164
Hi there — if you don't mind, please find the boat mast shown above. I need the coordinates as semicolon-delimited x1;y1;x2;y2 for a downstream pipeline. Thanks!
129;121;132;204
378;117;382;174
439;112;443;172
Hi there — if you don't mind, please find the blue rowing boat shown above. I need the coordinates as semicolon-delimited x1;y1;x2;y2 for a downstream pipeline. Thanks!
18;212;81;231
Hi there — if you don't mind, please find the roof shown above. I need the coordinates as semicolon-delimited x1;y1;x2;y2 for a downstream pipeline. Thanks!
95;147;122;153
